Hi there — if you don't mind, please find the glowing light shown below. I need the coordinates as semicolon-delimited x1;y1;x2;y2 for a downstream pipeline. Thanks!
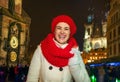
90;75;96;82
87;60;91;62
116;78;120;82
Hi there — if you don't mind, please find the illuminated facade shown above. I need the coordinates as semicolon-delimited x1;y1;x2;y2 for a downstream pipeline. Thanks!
107;0;120;58
82;1;108;63
0;0;31;66
83;21;107;63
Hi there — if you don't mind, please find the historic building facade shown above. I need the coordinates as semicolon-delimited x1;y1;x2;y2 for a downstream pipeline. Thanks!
83;21;107;63
0;0;31;67
82;1;109;63
107;0;120;58
107;0;120;57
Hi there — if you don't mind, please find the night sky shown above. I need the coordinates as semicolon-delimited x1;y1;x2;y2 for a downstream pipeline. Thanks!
22;0;105;51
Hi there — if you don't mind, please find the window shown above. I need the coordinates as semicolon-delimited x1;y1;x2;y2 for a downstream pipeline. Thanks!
109;46;112;56
109;31;112;39
113;29;116;38
116;12;119;22
9;0;15;14
114;44;116;55
87;28;90;35
118;26;120;35
119;43;120;53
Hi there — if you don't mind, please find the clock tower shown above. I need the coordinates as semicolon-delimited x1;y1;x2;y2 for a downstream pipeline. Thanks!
0;0;31;67
8;22;20;65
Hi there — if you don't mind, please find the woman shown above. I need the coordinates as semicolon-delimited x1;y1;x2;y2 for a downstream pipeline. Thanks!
26;15;90;82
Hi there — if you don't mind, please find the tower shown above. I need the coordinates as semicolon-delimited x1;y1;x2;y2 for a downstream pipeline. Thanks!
83;0;108;63
0;0;31;66
83;23;93;53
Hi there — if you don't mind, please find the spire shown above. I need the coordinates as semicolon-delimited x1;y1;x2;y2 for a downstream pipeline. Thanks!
87;0;94;23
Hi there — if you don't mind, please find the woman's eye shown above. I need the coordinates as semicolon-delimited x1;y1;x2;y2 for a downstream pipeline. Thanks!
65;27;69;30
56;26;61;29
65;28;69;30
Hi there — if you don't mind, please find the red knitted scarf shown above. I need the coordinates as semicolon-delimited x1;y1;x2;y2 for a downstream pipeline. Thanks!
40;33;77;67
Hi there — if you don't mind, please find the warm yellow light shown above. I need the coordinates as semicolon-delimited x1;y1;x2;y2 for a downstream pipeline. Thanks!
87;60;91;63
10;36;18;48
10;51;17;62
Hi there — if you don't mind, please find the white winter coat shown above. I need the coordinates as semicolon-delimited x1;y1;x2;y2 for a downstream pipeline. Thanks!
26;45;90;82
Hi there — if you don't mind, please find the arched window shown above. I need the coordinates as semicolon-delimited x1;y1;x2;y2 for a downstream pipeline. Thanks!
94;42;100;49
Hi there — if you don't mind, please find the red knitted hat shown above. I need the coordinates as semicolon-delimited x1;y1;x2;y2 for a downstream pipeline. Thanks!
51;15;77;36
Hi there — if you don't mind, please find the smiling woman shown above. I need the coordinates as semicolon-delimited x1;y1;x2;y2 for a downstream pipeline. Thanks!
26;15;90;82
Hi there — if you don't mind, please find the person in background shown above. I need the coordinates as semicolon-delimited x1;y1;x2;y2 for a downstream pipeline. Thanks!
26;14;90;82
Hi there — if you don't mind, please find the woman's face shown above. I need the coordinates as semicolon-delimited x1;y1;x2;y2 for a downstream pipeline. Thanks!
54;22;70;44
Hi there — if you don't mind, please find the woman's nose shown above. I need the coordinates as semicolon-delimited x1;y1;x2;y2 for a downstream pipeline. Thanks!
60;29;64;33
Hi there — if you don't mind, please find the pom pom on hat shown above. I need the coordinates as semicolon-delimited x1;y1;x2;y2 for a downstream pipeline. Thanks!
51;15;77;37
